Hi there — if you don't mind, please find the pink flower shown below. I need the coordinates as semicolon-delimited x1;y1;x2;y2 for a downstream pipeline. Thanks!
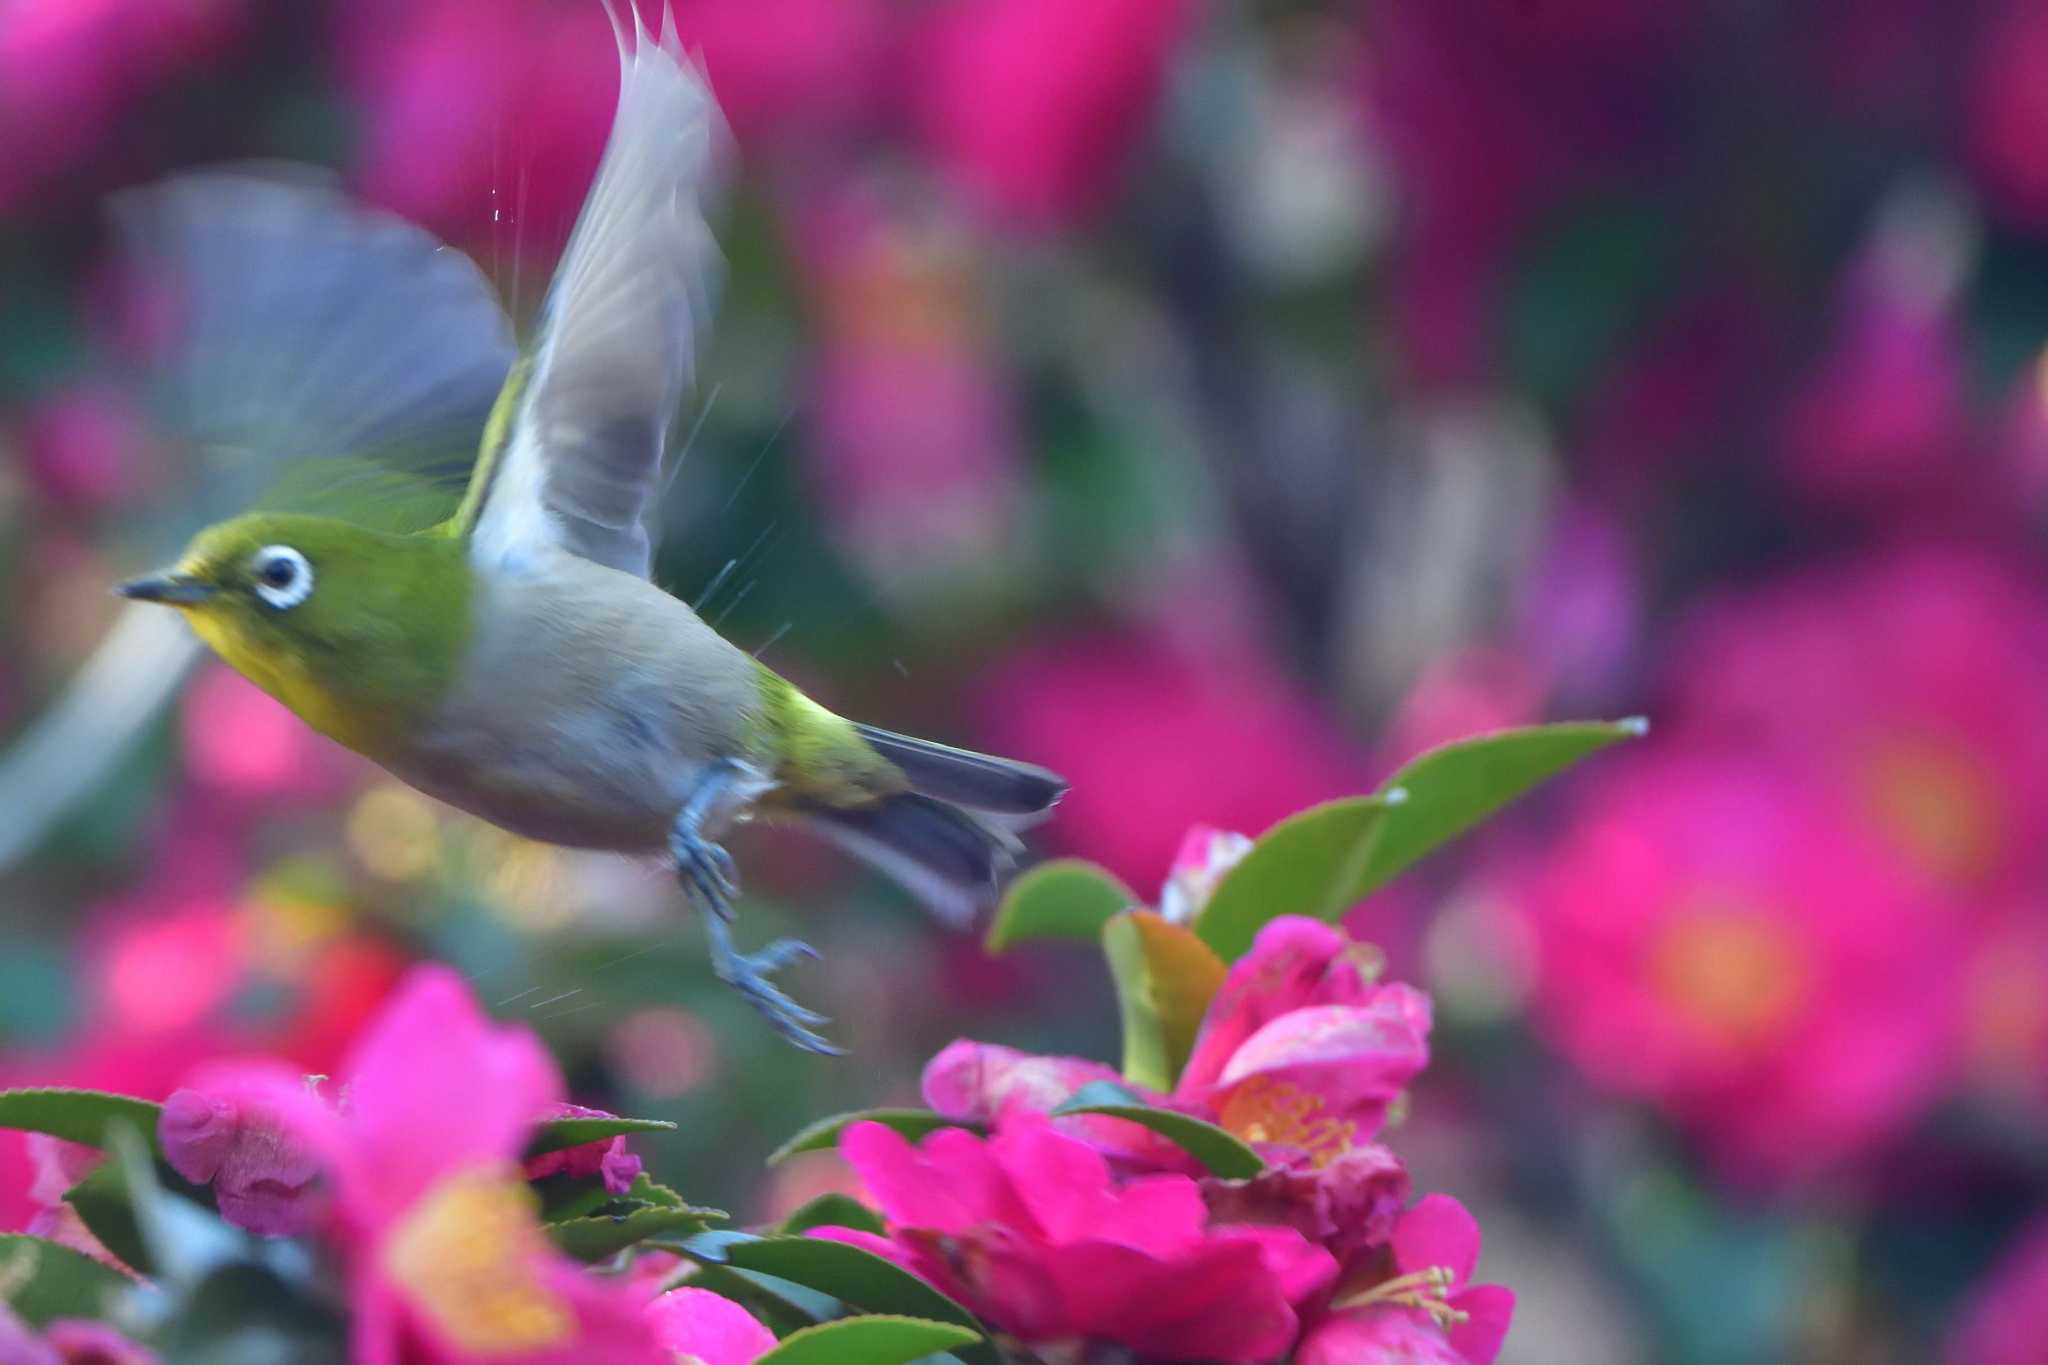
977;631;1365;889
1947;1217;2048;1365
1966;0;2048;231
180;665;346;801
18;381;147;511
184;967;671;1364
522;1104;643;1196
1175;918;1432;1167
1509;746;1958;1184
1158;826;1253;926
921;1040;1175;1169
41;1320;159;1365
644;1287;776;1365
1300;1195;1514;1365
1667;545;2048;899
907;0;1192;229
1199;1144;1412;1262
22;1135;119;1269
159;1075;325;1238
823;1116;1337;1361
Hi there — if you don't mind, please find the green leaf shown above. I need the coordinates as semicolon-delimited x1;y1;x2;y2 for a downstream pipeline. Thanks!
984;859;1137;952
769;1110;979;1166
0;1088;163;1152
751;1316;980;1365
1051;1083;1262;1178
547;1200;723;1262
671;1264;839;1337
1198;720;1643;960
780;1192;885;1237
1102;911;1226;1092
680;1233;993;1365
537;1172;706;1225
0;1234;131;1327
62;1152;221;1277
524;1113;676;1158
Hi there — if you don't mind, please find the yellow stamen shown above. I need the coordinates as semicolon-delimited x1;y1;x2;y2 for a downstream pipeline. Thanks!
381;1168;574;1354
1332;1265;1468;1327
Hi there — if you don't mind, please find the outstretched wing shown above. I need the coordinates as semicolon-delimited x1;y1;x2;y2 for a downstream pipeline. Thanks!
112;167;517;537
460;6;728;578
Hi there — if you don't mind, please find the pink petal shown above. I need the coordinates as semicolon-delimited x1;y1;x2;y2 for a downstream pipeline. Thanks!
522;1104;643;1195
1297;1308;1465;1365
1209;1224;1341;1305
987;1115;1118;1243
158;1089;235;1184
337;967;564;1221
1392;1194;1484;1290
42;1319;157;1364
839;1122;1004;1234
1045;1235;1305;1363
1179;918;1373;1095
1200;1144;1412;1259
645;1288;776;1365
1448;1284;1516;1365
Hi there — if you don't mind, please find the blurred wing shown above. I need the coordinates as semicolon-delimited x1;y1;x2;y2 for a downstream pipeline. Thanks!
462;8;728;578
112;167;517;535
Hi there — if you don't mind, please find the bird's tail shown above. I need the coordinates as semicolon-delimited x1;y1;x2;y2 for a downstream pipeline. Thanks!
801;729;1066;925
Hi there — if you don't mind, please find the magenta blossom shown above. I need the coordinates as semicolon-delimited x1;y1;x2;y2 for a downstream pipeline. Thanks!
1175;918;1432;1167
1509;746;1958;1184
644;1287;776;1365
160;1073;326;1238
1668;544;2048;899
1158;825;1253;926
928;916;1431;1175
1299;1195;1513;1365
172;967;672;1364
821;1116;1336;1362
523;1104;644;1196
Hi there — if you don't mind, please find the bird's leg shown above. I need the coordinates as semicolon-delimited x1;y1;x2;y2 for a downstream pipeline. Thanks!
669;761;842;1056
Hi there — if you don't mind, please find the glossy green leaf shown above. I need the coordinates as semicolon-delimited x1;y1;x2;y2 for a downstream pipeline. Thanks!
671;1264;838;1337
1198;720;1643;960
780;1192;885;1237
750;1316;980;1365
0;1088;163;1152
1102;911;1226;1092
0;1234;131;1327
679;1233;993;1365
548;1200;722;1262
984;859;1137;952
523;1113;676;1158
1354;719;1646;894
1052;1082;1262;1178
768;1110;979;1166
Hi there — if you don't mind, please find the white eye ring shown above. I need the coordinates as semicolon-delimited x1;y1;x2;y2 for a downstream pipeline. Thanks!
251;545;314;610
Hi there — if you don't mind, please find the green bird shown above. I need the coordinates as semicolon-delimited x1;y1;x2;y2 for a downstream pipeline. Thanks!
111;8;1064;1053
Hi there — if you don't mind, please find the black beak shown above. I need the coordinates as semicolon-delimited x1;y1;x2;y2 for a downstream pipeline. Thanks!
115;573;216;606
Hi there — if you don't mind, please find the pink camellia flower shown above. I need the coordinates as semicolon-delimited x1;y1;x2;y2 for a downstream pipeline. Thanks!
159;1072;326;1238
1175;918;1432;1168
644;1287;776;1365
1667;544;2048;900
1199;1144;1412;1264
822;1116;1337;1362
18;381;147;511
1299;1195;1514;1365
926;916;1430;1176
22;1135;119;1269
907;0;1192;229
1509;746;1958;1184
172;967;673;1363
522;1104;644;1196
1947;1217;2048;1365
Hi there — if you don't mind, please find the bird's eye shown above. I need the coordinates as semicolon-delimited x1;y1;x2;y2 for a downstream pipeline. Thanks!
250;545;313;610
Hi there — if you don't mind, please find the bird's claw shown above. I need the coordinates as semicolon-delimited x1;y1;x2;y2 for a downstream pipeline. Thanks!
706;918;841;1054
671;827;739;920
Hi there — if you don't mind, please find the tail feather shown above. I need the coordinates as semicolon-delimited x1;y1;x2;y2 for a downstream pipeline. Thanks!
802;792;1022;927
853;724;1067;818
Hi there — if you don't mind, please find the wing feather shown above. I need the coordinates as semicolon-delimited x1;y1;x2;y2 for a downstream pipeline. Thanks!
466;6;728;577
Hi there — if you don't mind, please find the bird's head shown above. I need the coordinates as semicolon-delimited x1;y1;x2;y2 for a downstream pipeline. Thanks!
118;512;472;748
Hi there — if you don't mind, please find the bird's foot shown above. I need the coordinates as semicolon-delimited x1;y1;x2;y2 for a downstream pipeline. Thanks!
705;915;842;1055
669;763;744;918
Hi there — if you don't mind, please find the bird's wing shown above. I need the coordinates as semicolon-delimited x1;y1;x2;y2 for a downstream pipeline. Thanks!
459;6;728;579
111;167;518;538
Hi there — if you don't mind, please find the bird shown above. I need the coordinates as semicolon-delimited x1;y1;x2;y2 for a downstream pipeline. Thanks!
108;5;1065;1054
